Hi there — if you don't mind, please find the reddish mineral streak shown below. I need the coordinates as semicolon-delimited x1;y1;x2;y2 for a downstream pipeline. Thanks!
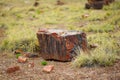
37;29;87;61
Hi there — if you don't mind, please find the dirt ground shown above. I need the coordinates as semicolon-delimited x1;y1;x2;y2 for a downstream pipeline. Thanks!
0;53;120;80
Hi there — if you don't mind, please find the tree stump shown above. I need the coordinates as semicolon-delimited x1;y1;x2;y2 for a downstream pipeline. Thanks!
85;0;115;9
92;1;104;9
37;29;87;61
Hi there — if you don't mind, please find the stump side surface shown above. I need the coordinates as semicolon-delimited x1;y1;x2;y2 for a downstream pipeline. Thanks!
37;29;87;61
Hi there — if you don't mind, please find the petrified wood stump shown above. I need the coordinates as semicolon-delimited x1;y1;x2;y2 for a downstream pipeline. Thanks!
85;0;115;9
37;29;87;61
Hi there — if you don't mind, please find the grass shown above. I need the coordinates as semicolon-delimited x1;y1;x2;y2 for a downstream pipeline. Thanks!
73;50;118;67
0;0;120;67
16;53;21;58
73;33;120;67
0;26;38;52
41;61;48;66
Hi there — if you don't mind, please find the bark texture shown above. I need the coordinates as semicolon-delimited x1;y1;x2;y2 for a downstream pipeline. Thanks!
37;29;87;61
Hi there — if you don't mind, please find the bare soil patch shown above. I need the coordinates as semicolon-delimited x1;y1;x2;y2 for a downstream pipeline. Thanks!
0;54;120;80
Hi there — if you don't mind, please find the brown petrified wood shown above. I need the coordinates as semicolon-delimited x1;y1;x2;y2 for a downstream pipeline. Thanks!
37;29;87;61
6;66;20;73
56;0;64;5
85;0;115;9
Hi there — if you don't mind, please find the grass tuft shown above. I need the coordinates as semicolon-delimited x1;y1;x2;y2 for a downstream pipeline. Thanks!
41;61;48;66
73;32;120;67
73;47;118;67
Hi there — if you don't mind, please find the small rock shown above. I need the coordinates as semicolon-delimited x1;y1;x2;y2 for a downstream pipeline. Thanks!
43;65;54;73
23;52;39;58
14;49;28;57
28;62;34;68
6;66;20;73
18;56;27;63
14;49;23;54
89;44;98;49
34;1;39;7
57;0;64;5
28;54;39;58
82;14;89;19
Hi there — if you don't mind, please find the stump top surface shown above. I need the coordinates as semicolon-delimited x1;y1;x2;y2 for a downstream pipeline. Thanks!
37;29;83;37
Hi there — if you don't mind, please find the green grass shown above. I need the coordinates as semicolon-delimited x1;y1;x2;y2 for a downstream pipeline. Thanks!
0;0;120;67
0;26;38;52
16;53;21;58
73;33;120;67
41;61;48;66
73;51;118;67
